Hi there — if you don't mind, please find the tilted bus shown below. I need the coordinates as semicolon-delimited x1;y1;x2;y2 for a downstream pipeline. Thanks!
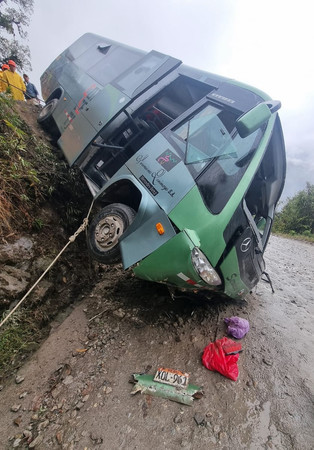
38;33;286;300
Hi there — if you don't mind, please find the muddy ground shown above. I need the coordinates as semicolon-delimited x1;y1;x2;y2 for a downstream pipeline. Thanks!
0;235;313;449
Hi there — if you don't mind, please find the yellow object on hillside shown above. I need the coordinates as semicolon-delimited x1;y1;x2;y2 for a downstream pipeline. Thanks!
2;70;26;100
0;71;6;93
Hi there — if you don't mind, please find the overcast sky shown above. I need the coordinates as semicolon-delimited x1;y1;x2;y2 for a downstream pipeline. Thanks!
27;0;314;201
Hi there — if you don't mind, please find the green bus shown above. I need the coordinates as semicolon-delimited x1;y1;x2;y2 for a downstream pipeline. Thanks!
38;33;286;300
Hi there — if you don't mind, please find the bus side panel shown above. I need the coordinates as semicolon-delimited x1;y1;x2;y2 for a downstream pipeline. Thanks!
133;231;205;289
58;85;131;165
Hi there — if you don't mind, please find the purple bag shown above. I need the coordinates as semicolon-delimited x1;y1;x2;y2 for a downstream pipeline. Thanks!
224;316;250;339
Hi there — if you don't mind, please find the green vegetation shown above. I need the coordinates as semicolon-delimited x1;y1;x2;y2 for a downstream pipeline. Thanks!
0;310;41;372
0;95;89;236
0;95;92;378
273;183;314;242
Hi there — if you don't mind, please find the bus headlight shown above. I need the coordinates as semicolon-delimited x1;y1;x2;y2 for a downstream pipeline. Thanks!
191;247;221;286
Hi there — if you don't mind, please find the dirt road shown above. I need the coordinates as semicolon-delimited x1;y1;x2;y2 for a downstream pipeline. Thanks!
0;235;313;449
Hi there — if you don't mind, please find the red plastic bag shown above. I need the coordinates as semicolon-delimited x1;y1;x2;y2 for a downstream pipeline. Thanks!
202;337;240;381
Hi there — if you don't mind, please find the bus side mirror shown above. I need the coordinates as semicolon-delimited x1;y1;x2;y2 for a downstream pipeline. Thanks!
236;102;273;138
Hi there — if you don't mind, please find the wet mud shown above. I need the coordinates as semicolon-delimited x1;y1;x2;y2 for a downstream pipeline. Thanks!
0;235;313;449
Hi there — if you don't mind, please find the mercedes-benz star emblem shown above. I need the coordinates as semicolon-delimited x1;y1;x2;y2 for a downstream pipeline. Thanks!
240;237;252;253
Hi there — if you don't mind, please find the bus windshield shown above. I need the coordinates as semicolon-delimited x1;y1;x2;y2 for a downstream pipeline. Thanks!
172;104;263;176
171;103;264;213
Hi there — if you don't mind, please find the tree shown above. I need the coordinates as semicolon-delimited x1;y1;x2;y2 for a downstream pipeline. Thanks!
0;0;34;70
273;183;314;235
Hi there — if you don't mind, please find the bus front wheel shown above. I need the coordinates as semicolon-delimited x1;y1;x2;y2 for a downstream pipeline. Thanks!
87;203;136;264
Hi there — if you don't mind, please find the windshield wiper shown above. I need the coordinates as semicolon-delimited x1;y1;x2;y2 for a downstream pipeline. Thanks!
235;148;257;167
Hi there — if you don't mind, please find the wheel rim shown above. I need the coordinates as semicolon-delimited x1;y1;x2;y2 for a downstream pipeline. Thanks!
94;214;125;251
38;101;55;119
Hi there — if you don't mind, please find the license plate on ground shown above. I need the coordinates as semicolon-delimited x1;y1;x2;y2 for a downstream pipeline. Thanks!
154;367;190;389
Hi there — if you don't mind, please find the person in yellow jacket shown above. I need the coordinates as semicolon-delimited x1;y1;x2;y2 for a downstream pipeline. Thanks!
2;60;26;101
0;64;9;93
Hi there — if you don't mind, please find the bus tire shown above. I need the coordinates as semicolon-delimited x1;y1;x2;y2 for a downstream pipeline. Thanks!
87;203;136;264
37;98;60;138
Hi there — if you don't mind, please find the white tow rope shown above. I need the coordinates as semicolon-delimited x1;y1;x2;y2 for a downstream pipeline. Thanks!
0;200;94;329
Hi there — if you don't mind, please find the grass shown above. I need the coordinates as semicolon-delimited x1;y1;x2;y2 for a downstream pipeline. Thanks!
0;309;41;377
0;94;92;380
0;94;89;236
0;96;43;234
